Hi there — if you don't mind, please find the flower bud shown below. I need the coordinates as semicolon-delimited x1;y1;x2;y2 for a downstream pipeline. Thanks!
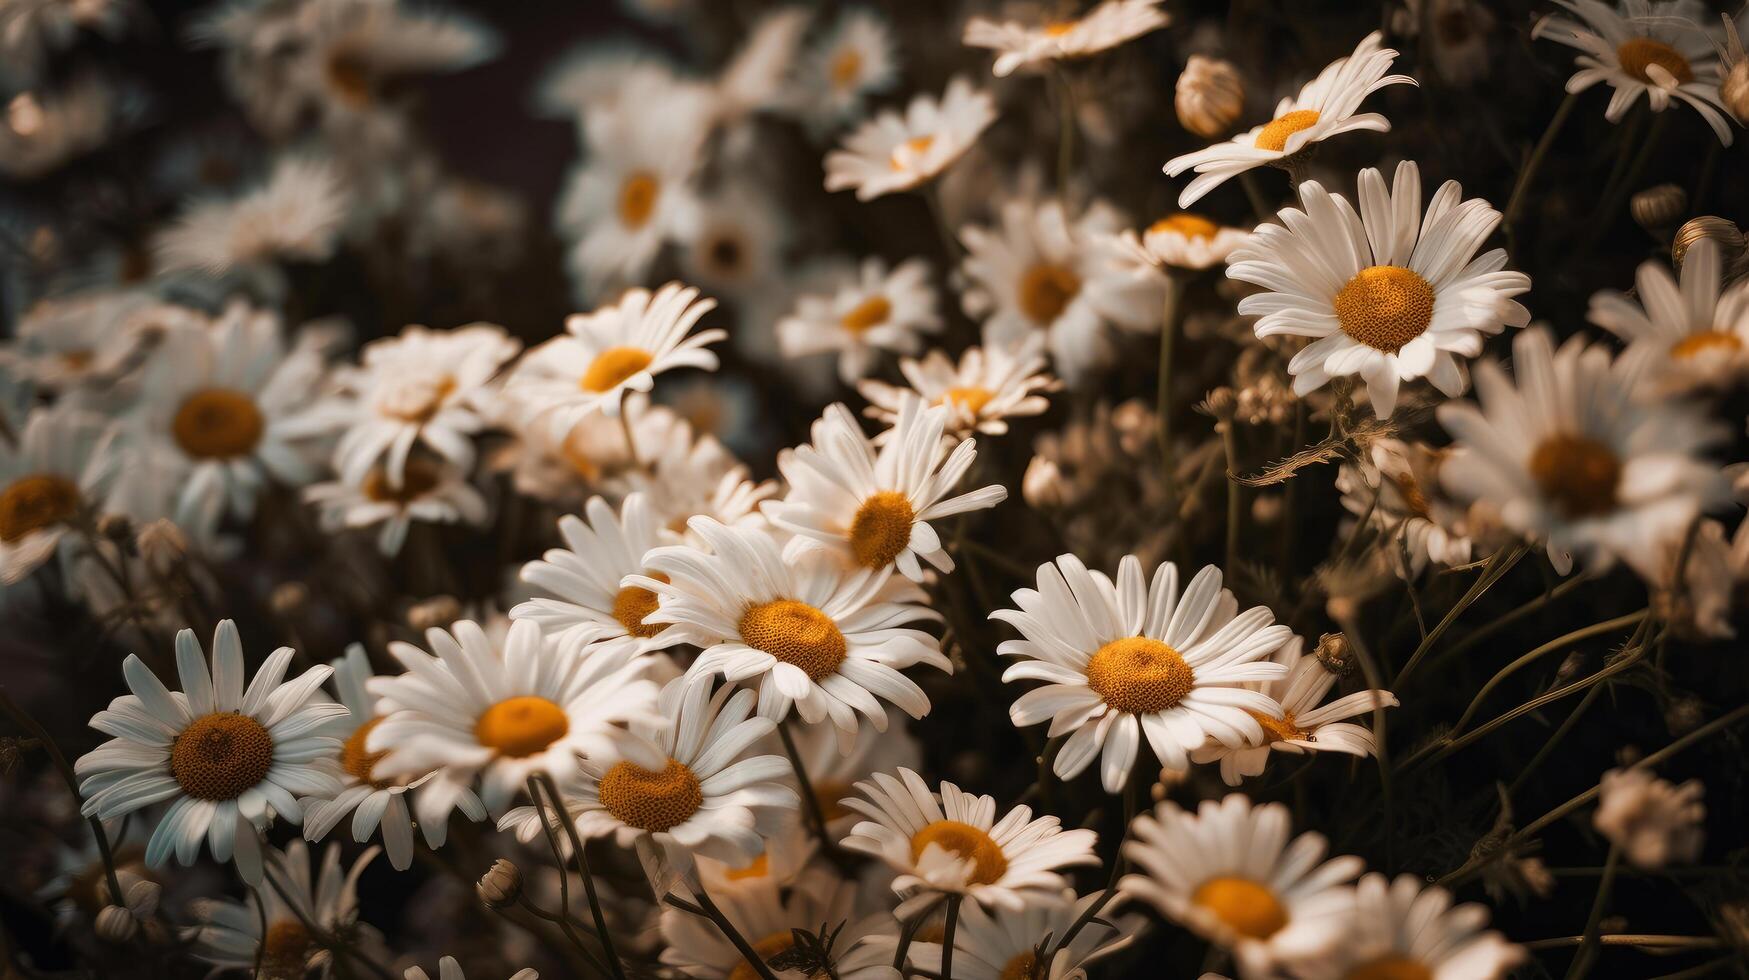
477;858;522;909
1176;56;1245;139
1672;216;1745;271
95;905;139;943
1313;632;1353;676
1630;183;1685;234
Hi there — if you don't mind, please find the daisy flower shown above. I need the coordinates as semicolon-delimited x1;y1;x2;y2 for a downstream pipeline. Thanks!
695;822;818;896
765;397;1009;580
1294;873;1525;980
858;334;1060;439
1164;31;1415;207
1587;239;1749;393
1533;0;1736;145
658;866;897;979
300;646;487;872
841;768;1099;916
824;75;996;201
506;282;725;433
960;197;1164;384
1110;213;1251;271
679;183;789;303
73;620;350;885
963;0;1168;78
499;678;794;867
786;717;923;835
633;516;950;741
8;287;160;391
406;958;537;980
1335;437;1475;576
614;401;779;543
1118;795;1362;977
1435;327;1729;577
187;840;378;978
992;555;1293;792
1189;637;1397;786
366;618;660;813
303;456;489;556
1226;160;1531;417
904;889;1139;980
794;7;899;131
776;257;941;384
153;155;350;274
0;405;113;584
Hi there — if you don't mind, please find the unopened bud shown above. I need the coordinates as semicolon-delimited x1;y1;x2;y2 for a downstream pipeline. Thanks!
1176;56;1245;139
477;858;522;909
1630;183;1686;233
95;905;138;943
1672;216;1745;271
1313;632;1353;676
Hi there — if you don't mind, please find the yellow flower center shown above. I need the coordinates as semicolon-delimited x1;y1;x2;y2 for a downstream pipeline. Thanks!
260;918;315;976
1044;20;1078;37
325;51;373;107
361;458;444;505
941;386;995;417
598;758;704;832
172;388;265;459
1254;109;1321;152
1247;709;1310;744
841;295;892;335
341;716;390;786
1192;876;1288;939
1670;330;1742;360
909;819;1008;885
1000;951;1039;980
612;572;668;638
1616;37;1694;85
170;712;274;801
1085;637;1195;714
1344;956;1434;980
848;490;915;568
738;599;848;681
474;696;570;758
728;933;796;980
1333;265;1435;353
1018;262;1081;325
581;346;654;393
1149;214;1221;240
1528;433;1621;519
724;852;771;881
830;49;863;90
0;473;80;542
618;171;660;229
890;135;935;171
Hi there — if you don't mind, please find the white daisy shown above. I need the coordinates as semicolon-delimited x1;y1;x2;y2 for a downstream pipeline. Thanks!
1227;160;1531;417
499;677;795;868
1335;437;1475;576
679;183;789;303
776;257;941;384
824;75;996;201
73;620;350;885
794;7;899;131
1110;213;1251;271
963;0;1168;78
154;155;350;275
1533;0;1736;145
299;645;487;872
1588;239;1749;393
1118;795;1362;978
765;397;1008;581
840;767;1100;916
303;455;488;556
506;282;725;434
695;822;818;896
1164;31;1415;207
858;334;1060;439
991;555;1292;792
8;287;161;391
497;405;637;505
960;197;1164;385
786;716;923;836
1435;327;1730;577
187;839;378;977
405;958;537;980
0;404;113;584
1189;637;1397;786
904;889;1139;980
658;865;897;980
613;400;780;544
1294;873;1525;980
366;618;661;813
633;516;950;741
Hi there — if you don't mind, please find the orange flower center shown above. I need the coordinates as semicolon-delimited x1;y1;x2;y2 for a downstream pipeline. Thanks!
941;385;995;417
1149;214;1221;240
890;135;935;171
830;49;863;90
474;696;569;758
738;599;847;681
341;716;390;786
0;473;80;542
325;52;373;107
1192;876;1288;939
1085;637;1195;714
261;919;315;975
1000;951;1039;980
170;712;274;801
618;171;660;229
361;457;444;505
1344;956;1434;980
841;295;892;335
172;388;264;459
612;572;669;638
1670;330;1742;360
1018;262;1081;325
598;758;703;832
1528;433;1621;519
581;346;654;393
848;490;914;568
909;819;1008;885
1616;37;1694;85
1333;265;1435;353
1254;109;1321;152
1247;709;1310;744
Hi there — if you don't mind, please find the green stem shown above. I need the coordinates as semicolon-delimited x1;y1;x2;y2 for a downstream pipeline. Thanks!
1336;606;1393;871
1447;610;1648;739
1527;934;1727;952
1565;843;1622;979
1221;421;1242;576
1508;681;1606;797
1431;573;1592;667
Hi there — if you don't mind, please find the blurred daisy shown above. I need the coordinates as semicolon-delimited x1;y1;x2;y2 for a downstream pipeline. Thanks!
1392;0;1497;87
1435;327;1729;577
963;0;1167;78
841;768;1099;916
0;405;112;584
1227;160;1531;417
1335;438;1475;576
1189;638;1396;786
635;517;949;741
507;282;725;433
1295;874;1525;980
154;155;350;274
187;840;377;977
680;183;788;302
766;397;1008;580
776;257;941;384
960;197;1164;384
786;717;923;835
695;822;817;896
1594;766;1705;868
615;402;779;543
406;958;536;980
0;76;119;179
300;646;487;872
1588;239;1749;393
1533;0;1735;145
658;866;897;979
795;7;899;130
1164;31;1415;207
367;619;659;814
1111;213;1251;271
499;678;794;867
1119;795;1361;977
992;555;1292;792
74;620;349;885
497;407;635;505
859;334;1059;439
825;75;996;201
9;287;160;390
304;456;489;556
905;889;1138;980
714;7;811;122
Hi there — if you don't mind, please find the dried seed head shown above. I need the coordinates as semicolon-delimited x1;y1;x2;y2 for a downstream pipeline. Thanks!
1630;183;1687;232
477;858;522;909
1202;386;1238;422
1672;216;1745;271
1176;55;1246;138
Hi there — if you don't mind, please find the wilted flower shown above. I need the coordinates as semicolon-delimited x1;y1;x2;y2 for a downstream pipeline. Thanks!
1595;766;1706;868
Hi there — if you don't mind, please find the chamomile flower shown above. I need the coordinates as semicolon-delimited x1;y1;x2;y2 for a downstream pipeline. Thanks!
1435;327;1730;577
154;155;350;275
300;646;487;872
303;456;488;556
633;517;950;741
615;402;779;544
992;555;1293;792
187;840;378;977
0;405;112;584
795;7;899;130
1294;874;1525;980
1112;213;1251;271
841;768;1099;916
406;958;537;980
786;717;923;835
658;866;897;979
905;889;1139;980
1335;437;1475;576
507;282;725;433
824;75;996;201
858;334;1059;439
73;620;350;885
963;0;1168;78
1189;638;1397;786
1226;160;1531;417
1118;795;1362;977
1533;0;1736;145
366;618;660;813
1164;31;1415;207
1587;239;1749;393
499;678;794;867
766;397;1008;581
776;257;941;384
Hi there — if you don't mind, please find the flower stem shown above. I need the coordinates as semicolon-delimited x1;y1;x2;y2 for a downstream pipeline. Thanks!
1566;843;1622;979
0;689;126;910
617;393;641;469
940;895;963;980
534;772;627;980
1390;543;1527;688
1502;91;1577;244
691;886;781;980
775;718;841;862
